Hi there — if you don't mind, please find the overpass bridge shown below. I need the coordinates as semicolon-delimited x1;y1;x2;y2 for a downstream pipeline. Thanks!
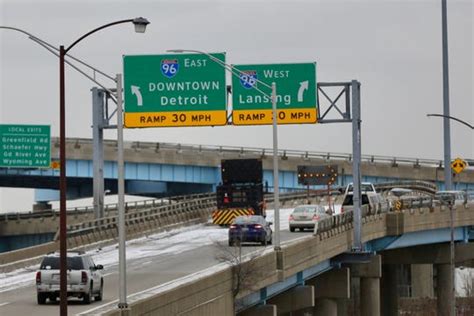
0;193;473;316
83;200;474;316
1;137;473;209
0;180;444;253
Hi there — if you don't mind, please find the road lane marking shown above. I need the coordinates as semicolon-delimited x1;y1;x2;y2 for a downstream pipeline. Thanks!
0;302;10;307
79;299;118;314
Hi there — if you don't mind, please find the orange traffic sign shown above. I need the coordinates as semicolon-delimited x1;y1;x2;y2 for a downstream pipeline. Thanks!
50;161;60;169
451;157;467;174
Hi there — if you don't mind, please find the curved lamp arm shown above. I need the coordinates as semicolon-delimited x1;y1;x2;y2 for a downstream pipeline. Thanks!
66;17;149;53
0;26;116;82
427;114;474;130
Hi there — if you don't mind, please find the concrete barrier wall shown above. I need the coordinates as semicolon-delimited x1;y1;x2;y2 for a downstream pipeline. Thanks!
388;206;474;235
0;241;58;271
0;211;98;236
102;269;235;316
236;252;279;299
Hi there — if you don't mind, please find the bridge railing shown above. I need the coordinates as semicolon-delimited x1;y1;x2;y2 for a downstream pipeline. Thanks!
374;180;438;195
62;137;454;168
64;194;216;238
0;192;215;222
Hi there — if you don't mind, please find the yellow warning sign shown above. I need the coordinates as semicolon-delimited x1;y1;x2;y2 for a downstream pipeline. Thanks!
233;108;317;125
50;161;60;169
451;157;468;174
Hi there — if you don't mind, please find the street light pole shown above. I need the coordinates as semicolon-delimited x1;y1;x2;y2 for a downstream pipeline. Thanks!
116;73;128;308
449;201;455;316
426;114;473;316
59;45;67;316
441;0;453;191
58;17;149;316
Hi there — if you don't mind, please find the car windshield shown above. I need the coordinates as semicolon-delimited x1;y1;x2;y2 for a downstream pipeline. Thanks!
234;216;262;225
40;256;84;270
293;206;325;213
342;194;370;206
293;206;315;213
347;183;374;192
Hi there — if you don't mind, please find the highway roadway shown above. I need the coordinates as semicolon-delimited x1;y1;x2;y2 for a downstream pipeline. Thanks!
0;208;314;316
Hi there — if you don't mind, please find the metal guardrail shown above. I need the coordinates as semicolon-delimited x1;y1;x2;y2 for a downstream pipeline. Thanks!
65;195;216;238
374;180;438;195
56;137;469;169
314;194;474;235
0;192;214;222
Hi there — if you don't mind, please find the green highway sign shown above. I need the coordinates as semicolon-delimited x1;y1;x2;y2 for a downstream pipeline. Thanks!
123;53;227;127
231;62;317;125
0;124;51;168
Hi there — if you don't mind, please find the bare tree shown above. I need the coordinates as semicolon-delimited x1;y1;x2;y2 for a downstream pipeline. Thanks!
460;269;474;297
213;239;269;311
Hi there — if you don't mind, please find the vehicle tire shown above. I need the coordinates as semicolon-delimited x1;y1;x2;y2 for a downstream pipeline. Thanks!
37;293;47;305
290;227;295;232
95;280;103;301
83;283;92;304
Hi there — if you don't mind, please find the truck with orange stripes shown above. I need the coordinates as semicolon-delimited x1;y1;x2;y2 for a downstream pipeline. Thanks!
212;159;266;225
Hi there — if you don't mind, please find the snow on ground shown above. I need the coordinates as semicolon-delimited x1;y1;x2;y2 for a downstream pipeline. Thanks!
0;208;293;293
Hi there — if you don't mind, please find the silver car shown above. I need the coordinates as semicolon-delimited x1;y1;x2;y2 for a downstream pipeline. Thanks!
289;205;331;232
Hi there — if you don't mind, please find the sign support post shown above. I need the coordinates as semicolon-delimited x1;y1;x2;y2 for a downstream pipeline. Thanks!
271;82;281;250
351;80;362;250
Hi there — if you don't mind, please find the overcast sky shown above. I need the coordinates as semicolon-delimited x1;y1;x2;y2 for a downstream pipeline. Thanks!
0;0;472;212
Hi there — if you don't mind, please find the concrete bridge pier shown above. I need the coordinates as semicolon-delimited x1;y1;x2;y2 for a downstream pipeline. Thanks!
239;304;277;316
265;285;314;315
308;267;350;316
315;298;337;315
411;263;434;298
381;263;400;316
436;263;453;316
351;255;382;316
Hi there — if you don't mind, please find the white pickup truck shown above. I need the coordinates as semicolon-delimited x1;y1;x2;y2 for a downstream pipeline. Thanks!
35;251;104;304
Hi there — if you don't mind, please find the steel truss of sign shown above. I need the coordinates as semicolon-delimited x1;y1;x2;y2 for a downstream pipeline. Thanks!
224;82;356;125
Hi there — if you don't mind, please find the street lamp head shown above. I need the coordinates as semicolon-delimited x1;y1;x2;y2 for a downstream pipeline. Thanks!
167;49;185;53
133;17;150;33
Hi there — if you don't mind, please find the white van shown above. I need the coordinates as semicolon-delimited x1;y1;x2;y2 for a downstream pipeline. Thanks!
341;191;388;215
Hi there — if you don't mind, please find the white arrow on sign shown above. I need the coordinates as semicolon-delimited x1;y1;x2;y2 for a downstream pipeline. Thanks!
131;85;143;106
297;81;309;102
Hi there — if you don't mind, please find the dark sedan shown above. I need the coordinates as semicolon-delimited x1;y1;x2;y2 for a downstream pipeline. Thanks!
228;215;272;246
